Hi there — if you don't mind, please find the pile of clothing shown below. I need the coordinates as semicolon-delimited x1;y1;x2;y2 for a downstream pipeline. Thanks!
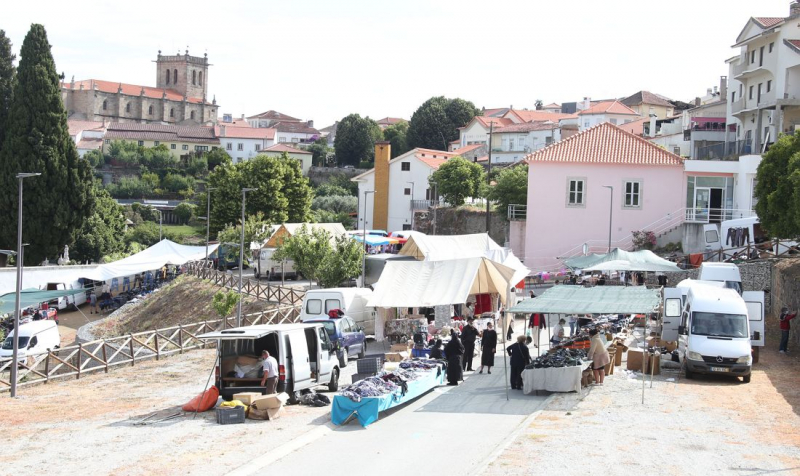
399;359;439;371
526;348;587;369
299;391;331;407
340;376;400;402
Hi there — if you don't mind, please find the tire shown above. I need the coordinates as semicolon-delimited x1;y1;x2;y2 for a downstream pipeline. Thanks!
254;270;260;279
357;343;366;359
742;374;751;384
339;349;349;368
327;368;340;392
684;368;693;380
287;390;301;405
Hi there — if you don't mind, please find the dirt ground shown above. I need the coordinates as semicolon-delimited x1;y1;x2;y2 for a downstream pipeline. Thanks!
0;348;355;476
483;340;800;476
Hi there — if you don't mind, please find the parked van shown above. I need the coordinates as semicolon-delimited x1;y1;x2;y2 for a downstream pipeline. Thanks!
299;288;376;335
702;217;797;258
43;282;87;310
0;320;61;363
254;247;298;280
198;323;340;402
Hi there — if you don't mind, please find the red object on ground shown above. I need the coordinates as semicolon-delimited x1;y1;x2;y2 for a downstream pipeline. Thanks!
182;386;219;412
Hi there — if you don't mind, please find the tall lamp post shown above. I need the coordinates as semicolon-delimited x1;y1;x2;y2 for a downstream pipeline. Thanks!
486;120;495;234
236;188;256;327
204;187;216;263
602;185;614;252
361;190;375;287
406;181;415;231
11;172;41;398
155;209;163;241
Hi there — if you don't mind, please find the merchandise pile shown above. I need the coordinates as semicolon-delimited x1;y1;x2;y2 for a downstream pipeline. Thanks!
340;376;400;403
340;359;444;402
525;348;587;369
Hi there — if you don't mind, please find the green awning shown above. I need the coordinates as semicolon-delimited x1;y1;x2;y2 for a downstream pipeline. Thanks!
0;288;89;314
563;248;680;272
507;285;661;314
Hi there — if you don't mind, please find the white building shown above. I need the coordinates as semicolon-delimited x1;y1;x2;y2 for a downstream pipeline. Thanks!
490;121;561;163
457;116;513;148
262;144;313;175
68;120;106;157
577;99;640;131
215;125;275;163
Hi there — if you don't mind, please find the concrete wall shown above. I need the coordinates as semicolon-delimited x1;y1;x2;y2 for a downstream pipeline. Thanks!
772;259;800;345
412;208;506;247
509;220;526;262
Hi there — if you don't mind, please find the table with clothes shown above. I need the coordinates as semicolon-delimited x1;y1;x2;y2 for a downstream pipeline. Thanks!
522;348;591;394
331;360;446;427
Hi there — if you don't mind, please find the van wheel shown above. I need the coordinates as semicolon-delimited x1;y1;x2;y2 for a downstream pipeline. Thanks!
69;303;78;312
742;375;751;384
358;344;366;359
327;368;339;392
684;368;693;380
339;350;349;368
287;390;301;405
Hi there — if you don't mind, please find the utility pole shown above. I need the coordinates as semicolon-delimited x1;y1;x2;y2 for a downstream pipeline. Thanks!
204;187;216;262
361;190;375;287
486;121;494;234
406;181;415;231
236;188;256;327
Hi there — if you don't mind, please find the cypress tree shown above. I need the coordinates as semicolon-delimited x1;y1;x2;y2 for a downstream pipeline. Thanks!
0;24;94;264
0;30;15;151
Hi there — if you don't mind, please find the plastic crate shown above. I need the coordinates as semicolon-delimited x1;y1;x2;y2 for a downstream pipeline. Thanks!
216;406;245;425
356;356;382;374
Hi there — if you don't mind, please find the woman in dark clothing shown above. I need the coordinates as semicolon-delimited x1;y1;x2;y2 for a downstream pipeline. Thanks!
478;322;498;374
429;339;444;359
507;335;532;390
444;330;464;386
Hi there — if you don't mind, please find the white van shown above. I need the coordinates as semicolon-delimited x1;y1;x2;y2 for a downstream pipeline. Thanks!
254;247;298;280
662;283;756;383
0;320;61;363
299;288;376;335
701;216;797;258
43;282;87;310
198;323;340;403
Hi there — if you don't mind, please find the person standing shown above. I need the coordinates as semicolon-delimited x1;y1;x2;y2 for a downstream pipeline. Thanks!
507;335;532;390
461;318;479;371
445;329;464;386
587;329;610;385
551;319;566;346
529;313;547;348
430;339;444;359
478;322;497;374
260;350;279;394
89;291;98;314
779;307;797;354
568;314;578;336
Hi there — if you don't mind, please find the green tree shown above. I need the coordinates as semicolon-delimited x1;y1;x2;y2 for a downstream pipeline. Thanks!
186;154;208;177
407;96;479;150
314;183;351;197
754;131;800;237
383;121;410;158
0;30;16;152
206;147;232;170
84;149;104;168
316;234;364;288
0;24;94;264
124;221;176;247
174;202;195;224
312;195;358;215
312;209;354;229
334;113;383;166
212;289;241;319
325;172;358;196
429;155;485;206
107;140;141;166
216;211;271;246
161;173;195;194
304;136;333;167
141;144;177;169
273;225;363;287
204;153;312;236
71;186;126;263
487;165;528;218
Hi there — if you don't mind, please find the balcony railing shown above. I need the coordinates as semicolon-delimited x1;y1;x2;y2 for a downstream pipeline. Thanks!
507;204;527;221
685;208;757;224
731;98;746;114
410;199;442;210
694;139;753;160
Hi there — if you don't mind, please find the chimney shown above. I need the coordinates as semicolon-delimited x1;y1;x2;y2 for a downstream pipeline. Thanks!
220;125;226;136
307;120;314;128
372;141;392;231
713;86;718;95
720;76;728;100
649;114;657;138
791;1;800;17
695;97;701;106
706;88;712;96
583;97;591;110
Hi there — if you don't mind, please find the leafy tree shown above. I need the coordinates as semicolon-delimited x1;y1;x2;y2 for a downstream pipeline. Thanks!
107;140;141;166
124;221;176;247
174;202;195;224
487;165;528;218
754;131;800;237
312;195;358;215
140;144;177;169
0;30;15;152
138;204;160;222
304;136;333;167
334;113;383;166
84;149;104;168
316;234;364;288
204;153;312;236
206;147;232;170
273;225;363;287
312;209;354;229
383;121;410;158
106;177;155;198
71;186;126;263
186;154;208;177
161;173;195;194
407;96;479;150
0;24;94;264
429;155;485;206
212;289;241;319
314;183;351;197
217;211;271;246
325;172;358;196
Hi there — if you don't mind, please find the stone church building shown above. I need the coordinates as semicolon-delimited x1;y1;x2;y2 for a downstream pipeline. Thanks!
62;51;219;125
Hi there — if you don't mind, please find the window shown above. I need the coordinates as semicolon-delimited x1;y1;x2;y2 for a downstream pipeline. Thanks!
170;108;174;118
306;299;322;315
125;103;130;113
138;140;144;146
171;144;176;150
750;50;755;64
732;92;736;103
610;118;618;125
401;162;410;171
567;178;585;206
279;137;286;142
584;120;590;128
154;141;159;146
237;143;244;151
104;139;110;144
190;111;195;120
192;70;196;85
102;100;107;111
749;86;753;100
291;138;299;143
673;147;681;155
165;69;170;85
325;299;341;313
509;139;514;150
402;224;412;230
195;145;209;152
404;188;411;195
173;69;178;84
199;71;203;86
767;80;772;92
182;144;188;150
623;181;641;208
148;105;153;115
226;142;232;151
770;42;774;53
255;144;261;151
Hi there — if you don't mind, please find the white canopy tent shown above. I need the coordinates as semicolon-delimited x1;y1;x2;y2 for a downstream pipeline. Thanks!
71;240;219;282
367;257;517;308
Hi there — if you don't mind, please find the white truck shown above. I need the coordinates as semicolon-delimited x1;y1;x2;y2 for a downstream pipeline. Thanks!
254;247;298;281
299;288;376;335
43;282;87;310
703;216;796;259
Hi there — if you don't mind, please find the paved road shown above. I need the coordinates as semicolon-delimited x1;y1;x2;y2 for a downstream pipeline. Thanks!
229;345;550;476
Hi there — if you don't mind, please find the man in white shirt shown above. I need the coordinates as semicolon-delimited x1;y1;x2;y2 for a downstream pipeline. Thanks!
260;350;279;394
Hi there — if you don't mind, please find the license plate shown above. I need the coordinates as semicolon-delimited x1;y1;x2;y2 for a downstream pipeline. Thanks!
710;366;730;372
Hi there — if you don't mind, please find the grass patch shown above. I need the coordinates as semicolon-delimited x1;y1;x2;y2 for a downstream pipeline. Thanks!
162;224;204;238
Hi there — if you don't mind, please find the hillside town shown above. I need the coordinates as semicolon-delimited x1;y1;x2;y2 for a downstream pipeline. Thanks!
1;1;800;475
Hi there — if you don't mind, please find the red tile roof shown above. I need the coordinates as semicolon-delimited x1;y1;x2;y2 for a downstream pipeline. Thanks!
481;107;510;118
621;91;673;108
506;109;577;123
414;148;457;169
105;123;218;144
452;144;483;155
62;79;211;104
273;121;320;135
216;125;275;140
615;117;648;136
67;120;106;136
524;122;683;166
76;138;103;150
494;121;558;133
785;39;800;53
474;116;513;128
264;144;312;154
543;103;561;108
577;100;639;116
754;17;784;28
246;110;301;121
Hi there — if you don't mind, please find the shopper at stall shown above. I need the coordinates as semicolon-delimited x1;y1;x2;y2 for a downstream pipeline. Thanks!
568;314;578;336
507;335;532;390
529;313;546;348
478;322;497;374
587;329;610;385
461;318;479;372
551;318;566;345
259;350;279;394
445;330;464;385
430;339;444;359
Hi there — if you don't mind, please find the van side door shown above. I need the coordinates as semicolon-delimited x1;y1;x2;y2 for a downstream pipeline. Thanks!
703;224;723;252
287;330;312;390
742;291;765;347
661;288;683;341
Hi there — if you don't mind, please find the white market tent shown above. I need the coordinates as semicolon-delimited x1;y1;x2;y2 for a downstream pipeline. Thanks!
262;223;347;248
367;257;516;308
563;248;680;273
72;239;218;282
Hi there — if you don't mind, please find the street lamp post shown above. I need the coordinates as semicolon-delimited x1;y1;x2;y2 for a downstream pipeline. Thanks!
406;181;415;231
11;172;41;398
362;190;375;287
486;121;494;234
155;209;163;241
236;188;256;327
602;185;614;252
204;187;216;263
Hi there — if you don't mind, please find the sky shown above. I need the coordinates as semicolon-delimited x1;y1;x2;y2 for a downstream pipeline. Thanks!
2;0;792;127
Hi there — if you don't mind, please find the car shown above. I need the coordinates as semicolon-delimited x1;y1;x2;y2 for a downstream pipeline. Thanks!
306;314;366;367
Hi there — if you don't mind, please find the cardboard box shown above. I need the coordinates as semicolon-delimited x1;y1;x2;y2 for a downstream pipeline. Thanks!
627;348;644;371
251;392;289;409
233;392;262;406
384;351;408;362
390;344;409;352
248;405;285;420
645;337;678;353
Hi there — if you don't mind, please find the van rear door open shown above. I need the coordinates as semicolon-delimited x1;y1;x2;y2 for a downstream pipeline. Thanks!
742;291;765;347
662;288;684;341
287;331;311;388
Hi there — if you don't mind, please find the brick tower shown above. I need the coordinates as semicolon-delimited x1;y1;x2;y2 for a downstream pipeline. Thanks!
155;50;210;99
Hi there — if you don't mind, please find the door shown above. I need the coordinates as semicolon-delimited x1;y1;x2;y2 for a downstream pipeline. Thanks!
340;318;354;354
743;291;765;347
315;326;331;382
661;288;684;341
693;187;711;223
287;331;312;390
703;224;722;251
709;188;724;223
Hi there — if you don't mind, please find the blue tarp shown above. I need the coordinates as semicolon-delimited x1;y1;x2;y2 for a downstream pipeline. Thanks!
352;235;392;246
331;368;445;427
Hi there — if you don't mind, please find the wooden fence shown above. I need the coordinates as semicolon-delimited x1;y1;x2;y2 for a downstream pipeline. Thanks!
0;305;300;394
185;261;306;306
